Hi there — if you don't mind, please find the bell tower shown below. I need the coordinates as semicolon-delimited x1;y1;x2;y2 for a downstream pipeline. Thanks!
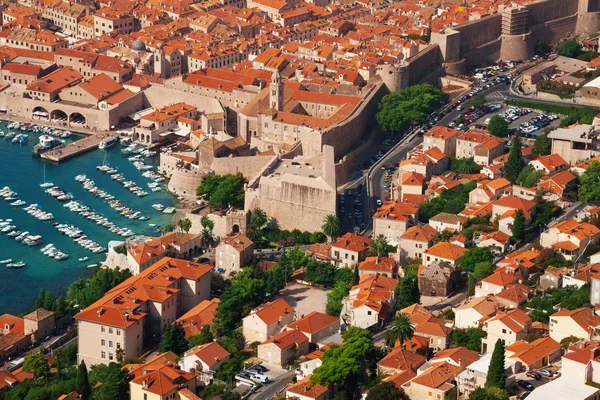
270;70;284;111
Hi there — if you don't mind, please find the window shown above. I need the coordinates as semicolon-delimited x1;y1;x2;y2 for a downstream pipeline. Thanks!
101;339;105;346
109;328;113;334
101;326;105;333
101;351;106;359
117;342;121;349
367;311;372;315
109;341;113;348
502;329;506;334
109;353;114;361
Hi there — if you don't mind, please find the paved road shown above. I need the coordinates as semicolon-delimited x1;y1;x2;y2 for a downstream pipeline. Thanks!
250;370;295;400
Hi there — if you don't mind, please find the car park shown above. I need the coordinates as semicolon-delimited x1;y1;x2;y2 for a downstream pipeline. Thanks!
526;371;541;380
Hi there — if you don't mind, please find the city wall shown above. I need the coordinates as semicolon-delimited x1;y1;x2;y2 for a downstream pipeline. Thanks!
212;154;276;178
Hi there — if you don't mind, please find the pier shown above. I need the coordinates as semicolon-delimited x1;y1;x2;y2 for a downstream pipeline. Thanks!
41;134;108;162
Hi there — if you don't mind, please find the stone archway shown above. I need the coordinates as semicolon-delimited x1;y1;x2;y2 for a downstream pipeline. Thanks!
50;109;68;124
69;112;86;126
32;106;49;120
232;224;240;234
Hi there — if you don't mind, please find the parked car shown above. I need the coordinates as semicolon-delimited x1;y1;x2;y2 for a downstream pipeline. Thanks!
517;380;534;391
526;371;541;380
249;365;269;373
250;374;271;384
537;369;553;378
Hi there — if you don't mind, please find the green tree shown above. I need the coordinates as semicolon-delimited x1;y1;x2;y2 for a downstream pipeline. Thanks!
579;161;600;202
93;363;130;400
505;136;524;183
376;84;444;132
486;340;506;390
372;234;389;257
326;280;350;316
396;276;420;309
248;208;268;240
516;166;542;188
459;247;494;272
487;115;508;138
322;214;341;241
534;131;552;155
385;313;414;347
177;218;192;233
558;39;582;58
43;290;55;311
351;264;360;286
560;335;582;350
196;173;246;209
200;215;214;249
471;94;486;109
451;327;487;352
214;358;243;382
76;361;91;400
469;387;509;400
533;199;558;228
511;209;526;242
450;157;480;174
35;289;46;309
163;224;174;233
472;261;493;281
160;323;188;356
188;325;213;348
366;382;409;400
23;353;50;379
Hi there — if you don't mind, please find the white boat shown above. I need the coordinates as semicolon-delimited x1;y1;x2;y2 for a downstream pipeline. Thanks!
7;261;25;269
99;136;118;149
0;259;12;264
87;264;98;268
79;256;89;262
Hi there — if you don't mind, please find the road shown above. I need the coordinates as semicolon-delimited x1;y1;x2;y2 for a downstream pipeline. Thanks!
250;370;295;400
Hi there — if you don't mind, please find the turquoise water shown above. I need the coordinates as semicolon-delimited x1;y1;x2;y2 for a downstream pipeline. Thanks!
0;121;175;314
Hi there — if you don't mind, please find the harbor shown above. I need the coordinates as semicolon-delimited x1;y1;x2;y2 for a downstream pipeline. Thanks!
40;133;111;162
0;120;175;314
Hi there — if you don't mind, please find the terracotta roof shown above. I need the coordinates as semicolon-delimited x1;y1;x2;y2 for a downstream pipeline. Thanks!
0;314;24;335
552;307;600;334
431;347;479;366
261;329;308;349
286;377;329;399
287;311;338;334
359;256;396;274
410;361;463;389
218;233;253;252
532;154;568;172
485;309;531;333
246;298;294;325
184;342;230;368
176;298;219;337
27;67;82;93
506;337;560;366
429;213;464;225
23;308;53;322
496;284;531;305
425;242;467;261
377;348;426;372
424;125;459;140
481;271;517;287
456;295;504;317
129;353;195;396
331;232;373;252
373;201;418;221
401;171;426;186
479;230;510;245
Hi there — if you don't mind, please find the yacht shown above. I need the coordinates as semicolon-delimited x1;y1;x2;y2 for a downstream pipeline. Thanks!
0;259;12;264
7;261;25;269
79;256;89;262
24;235;43;246
99;136;119;149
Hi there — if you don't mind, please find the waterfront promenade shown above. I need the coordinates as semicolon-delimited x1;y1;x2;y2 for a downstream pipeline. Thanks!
41;133;109;162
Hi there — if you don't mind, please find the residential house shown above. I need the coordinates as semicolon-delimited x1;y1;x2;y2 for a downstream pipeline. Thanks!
242;298;295;344
495;284;532;309
358;256;397;277
23;308;55;341
550;307;600;342
413;317;453;352
75;258;213;367
403;362;463;400
477;231;511;254
175;298;219;338
399;224;437;264
286;377;331;400
373;201;418;245
540;220;600;261
538;170;577;197
429;213;466;233
529;154;569;175
456;132;505;165
505;337;561;371
475;271;517;297
491;196;536;236
257;329;309;366
330;233;373;268
377;348;426;376
126;232;201;275
423;126;460;155
400;172;426;201
0;314;30;362
540;266;569;290
418;261;461;297
342;274;397;329
454;295;504;329
178;342;230;384
215;233;254;276
430;347;480;368
128;352;196;400
481;309;532;353
422;242;467;268
286;311;340;344
468;178;511;205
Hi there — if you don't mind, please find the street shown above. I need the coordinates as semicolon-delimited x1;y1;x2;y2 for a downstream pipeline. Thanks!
249;370;295;400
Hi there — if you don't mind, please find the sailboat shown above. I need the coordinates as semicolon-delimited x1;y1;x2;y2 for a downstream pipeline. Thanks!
39;164;54;188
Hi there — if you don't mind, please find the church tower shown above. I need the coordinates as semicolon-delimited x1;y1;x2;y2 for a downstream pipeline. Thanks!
270;70;284;111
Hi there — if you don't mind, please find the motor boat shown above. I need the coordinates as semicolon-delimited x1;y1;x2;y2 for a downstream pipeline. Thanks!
99;136;119;149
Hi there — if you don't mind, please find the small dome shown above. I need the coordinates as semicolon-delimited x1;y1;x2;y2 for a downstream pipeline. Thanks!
131;40;146;51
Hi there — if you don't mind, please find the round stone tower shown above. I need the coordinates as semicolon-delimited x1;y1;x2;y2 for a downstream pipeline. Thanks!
376;62;409;93
576;0;600;36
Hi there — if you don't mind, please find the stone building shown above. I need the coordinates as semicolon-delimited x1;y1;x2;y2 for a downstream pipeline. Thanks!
215;234;254;276
257;330;309;366
418;261;461;297
23;309;55;341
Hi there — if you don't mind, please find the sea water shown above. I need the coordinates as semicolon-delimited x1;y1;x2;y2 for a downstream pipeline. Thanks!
0;122;175;314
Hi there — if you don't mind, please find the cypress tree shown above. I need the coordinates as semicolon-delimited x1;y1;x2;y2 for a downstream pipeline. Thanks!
505;136;524;183
511;210;526;242
76;361;91;400
486;340;506;390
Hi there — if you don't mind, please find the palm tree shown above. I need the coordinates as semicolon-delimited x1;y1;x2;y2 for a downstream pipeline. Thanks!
178;218;192;233
321;214;341;242
385;313;414;348
248;208;267;240
372;234;389;257
200;216;214;250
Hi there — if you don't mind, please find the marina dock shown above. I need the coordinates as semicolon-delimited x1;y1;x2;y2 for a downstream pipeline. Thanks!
41;134;107;162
